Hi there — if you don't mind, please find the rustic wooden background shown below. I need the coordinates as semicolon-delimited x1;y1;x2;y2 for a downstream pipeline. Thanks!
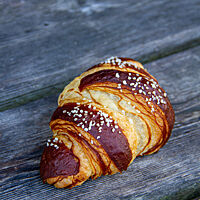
0;0;200;199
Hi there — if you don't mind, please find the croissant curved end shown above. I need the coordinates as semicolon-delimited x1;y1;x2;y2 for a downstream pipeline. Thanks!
40;139;79;183
40;56;175;188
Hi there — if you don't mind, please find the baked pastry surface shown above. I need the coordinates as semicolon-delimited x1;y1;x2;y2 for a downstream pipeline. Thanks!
40;57;175;188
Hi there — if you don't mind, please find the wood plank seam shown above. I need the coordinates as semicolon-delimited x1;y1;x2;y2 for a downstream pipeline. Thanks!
1;41;200;112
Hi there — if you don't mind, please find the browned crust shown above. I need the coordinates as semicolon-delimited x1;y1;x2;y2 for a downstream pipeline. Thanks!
79;69;174;154
40;139;79;182
51;103;132;172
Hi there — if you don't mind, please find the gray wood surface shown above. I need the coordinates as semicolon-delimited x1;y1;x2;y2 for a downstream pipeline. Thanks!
1;0;200;199
0;0;200;111
1;46;200;200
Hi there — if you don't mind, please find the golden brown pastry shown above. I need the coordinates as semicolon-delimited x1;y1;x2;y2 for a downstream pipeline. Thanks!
40;56;175;188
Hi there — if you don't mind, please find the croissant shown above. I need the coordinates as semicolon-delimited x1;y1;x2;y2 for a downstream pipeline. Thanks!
40;56;175;188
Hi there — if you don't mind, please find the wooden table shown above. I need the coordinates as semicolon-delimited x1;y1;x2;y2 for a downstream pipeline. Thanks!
0;0;200;199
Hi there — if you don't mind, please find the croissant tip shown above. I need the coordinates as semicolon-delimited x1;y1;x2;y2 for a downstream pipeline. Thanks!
40;139;80;182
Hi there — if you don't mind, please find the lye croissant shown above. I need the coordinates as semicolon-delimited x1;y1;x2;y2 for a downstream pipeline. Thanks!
40;56;175;188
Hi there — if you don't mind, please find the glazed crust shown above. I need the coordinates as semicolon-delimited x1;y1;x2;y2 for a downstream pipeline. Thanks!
40;56;175;188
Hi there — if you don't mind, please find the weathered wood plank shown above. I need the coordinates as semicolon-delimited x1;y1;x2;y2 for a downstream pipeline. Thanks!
0;46;200;199
0;0;200;111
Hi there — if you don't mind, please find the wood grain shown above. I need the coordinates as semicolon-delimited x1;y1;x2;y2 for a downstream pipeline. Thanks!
0;46;199;200
0;0;200;111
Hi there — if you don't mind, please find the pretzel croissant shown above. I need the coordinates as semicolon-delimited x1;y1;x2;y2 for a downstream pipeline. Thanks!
40;57;175;188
